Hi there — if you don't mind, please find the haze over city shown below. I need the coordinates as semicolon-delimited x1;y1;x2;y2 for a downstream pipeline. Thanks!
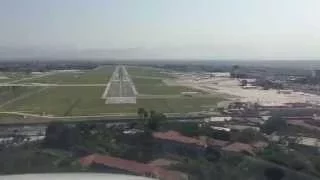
0;0;320;60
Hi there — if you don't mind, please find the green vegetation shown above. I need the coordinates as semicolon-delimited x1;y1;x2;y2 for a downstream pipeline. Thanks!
0;66;224;116
259;144;320;178
127;66;171;78
133;77;199;95
0;86;40;105
3;120;320;179
136;108;167;131
0;87;107;116
18;66;114;84
169;154;317;180
138;97;222;113
0;72;32;83
261;116;288;135
0;145;83;174
163;122;201;137
284;125;320;138
42;121;160;163
231;129;266;143
0;87;221;116
129;66;207;96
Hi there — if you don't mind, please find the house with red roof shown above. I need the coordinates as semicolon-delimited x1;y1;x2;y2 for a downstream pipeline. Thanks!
222;142;255;155
152;130;266;156
79;154;187;180
152;131;229;157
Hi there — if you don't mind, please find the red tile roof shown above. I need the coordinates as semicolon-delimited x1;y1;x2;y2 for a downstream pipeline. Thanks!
148;158;178;167
152;131;263;155
153;131;230;148
222;142;255;155
251;141;269;149
153;131;205;146
80;154;154;175
79;154;186;180
207;138;229;147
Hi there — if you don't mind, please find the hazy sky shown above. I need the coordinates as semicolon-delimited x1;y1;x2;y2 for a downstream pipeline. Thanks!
0;0;320;60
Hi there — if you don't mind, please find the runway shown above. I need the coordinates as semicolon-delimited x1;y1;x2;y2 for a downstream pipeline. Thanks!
101;66;137;104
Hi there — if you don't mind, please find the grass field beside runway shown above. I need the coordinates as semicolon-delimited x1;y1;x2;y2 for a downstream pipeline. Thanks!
0;72;33;83
137;97;223;113
0;86;41;105
17;66;114;84
128;67;201;95
132;77;201;95
127;66;172;78
0;86;223;115
0;86;107;116
0;65;225;117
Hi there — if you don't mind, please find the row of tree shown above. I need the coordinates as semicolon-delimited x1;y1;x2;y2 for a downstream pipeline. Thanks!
137;108;167;131
43;108;167;151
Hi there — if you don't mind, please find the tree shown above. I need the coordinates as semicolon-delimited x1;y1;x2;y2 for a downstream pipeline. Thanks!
216;107;225;114
44;122;80;150
264;167;285;180
205;147;221;162
145;110;166;131
179;123;200;137
44;122;66;148
261;116;287;135
201;127;230;141
253;102;259;111
137;108;146;119
76;122;95;137
290;159;307;171
143;111;149;119
312;157;320;173
231;128;261;143
149;110;156;117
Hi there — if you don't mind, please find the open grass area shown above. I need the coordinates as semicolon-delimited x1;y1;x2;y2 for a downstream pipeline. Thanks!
0;85;222;115
0;86;40;105
127;66;171;78
0;72;33;83
0;79;11;83
128;66;203;95
17;66;114;84
137;97;222;113
132;77;200;95
0;66;226;117
0;86;107;116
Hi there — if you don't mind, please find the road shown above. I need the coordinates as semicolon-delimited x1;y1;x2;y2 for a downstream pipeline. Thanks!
0;83;106;87
0;111;214;126
137;94;222;99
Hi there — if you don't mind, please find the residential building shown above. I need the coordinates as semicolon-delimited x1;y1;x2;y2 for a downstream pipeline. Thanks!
152;131;207;158
79;154;187;180
222;142;255;155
